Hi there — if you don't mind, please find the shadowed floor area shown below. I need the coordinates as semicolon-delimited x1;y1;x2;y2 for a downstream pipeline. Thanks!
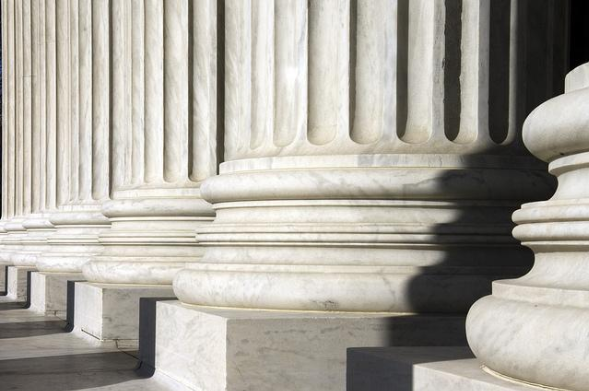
0;302;186;390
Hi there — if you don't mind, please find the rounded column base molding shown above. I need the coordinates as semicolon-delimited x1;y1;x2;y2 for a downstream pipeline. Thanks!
467;295;589;391
12;214;57;268
174;153;552;312
465;64;589;391
2;219;31;266
83;260;192;285
36;247;102;273
35;207;110;273
22;214;55;230
84;194;214;285
174;263;529;313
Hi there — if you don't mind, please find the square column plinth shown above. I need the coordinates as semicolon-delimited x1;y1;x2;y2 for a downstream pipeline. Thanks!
30;272;85;317
74;282;175;343
155;301;468;391
347;347;533;391
6;266;36;302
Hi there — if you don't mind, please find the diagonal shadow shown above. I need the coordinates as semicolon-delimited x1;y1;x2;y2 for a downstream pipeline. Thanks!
0;351;142;391
0;302;27;311
0;320;66;339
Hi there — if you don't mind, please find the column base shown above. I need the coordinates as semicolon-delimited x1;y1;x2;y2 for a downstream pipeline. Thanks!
347;347;541;391
74;282;175;343
155;301;467;391
7;266;36;301
30;272;85;317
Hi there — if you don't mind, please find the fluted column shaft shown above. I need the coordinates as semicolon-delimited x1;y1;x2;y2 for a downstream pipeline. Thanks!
173;0;567;312
0;0;15;248
81;0;220;285
36;0;113;273
466;63;589;391
14;0;56;268
2;0;44;266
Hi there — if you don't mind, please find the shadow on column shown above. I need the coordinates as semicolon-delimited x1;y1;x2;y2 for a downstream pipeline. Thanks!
347;0;569;387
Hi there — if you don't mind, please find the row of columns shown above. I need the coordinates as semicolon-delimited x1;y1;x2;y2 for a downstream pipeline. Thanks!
1;1;584;390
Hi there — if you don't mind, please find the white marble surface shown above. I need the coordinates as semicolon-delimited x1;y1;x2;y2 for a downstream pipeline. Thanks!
6;266;36;302
466;62;589;391
79;0;219;286
174;0;566;313
156;301;467;391
30;272;84;316
75;282;175;341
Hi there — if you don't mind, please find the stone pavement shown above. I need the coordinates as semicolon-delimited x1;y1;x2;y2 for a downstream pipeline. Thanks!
0;296;186;391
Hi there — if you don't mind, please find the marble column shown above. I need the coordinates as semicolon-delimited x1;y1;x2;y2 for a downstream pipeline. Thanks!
466;63;589;391
0;0;15;285
2;0;28;266
35;0;111;274
17;0;55;271
157;1;568;390
73;0;219;341
0;0;50;300
30;0;112;315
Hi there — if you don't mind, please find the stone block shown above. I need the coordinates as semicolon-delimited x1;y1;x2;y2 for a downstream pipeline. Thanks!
155;301;467;391
74;282;175;342
30;272;85;317
6;266;36;302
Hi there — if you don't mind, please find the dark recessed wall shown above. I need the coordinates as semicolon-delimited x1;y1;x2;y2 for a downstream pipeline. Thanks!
570;0;589;70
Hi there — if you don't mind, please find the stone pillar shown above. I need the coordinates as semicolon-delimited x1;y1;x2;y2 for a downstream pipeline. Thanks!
0;0;47;300
466;63;589;391
36;0;111;273
157;1;568;390
73;0;219;341
0;0;14;286
31;0;112;315
2;0;28;264
17;0;55;271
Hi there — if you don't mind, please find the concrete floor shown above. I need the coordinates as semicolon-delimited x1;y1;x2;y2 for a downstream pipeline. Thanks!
0;296;186;391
